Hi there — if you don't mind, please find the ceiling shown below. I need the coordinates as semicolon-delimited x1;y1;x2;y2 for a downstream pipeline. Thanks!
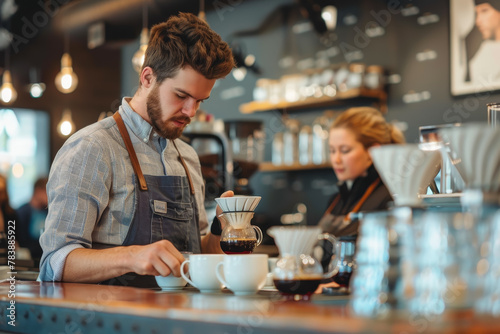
1;0;215;53
2;0;335;55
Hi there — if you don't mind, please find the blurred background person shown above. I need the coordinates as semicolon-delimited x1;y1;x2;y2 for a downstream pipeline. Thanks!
317;107;405;238
16;177;48;263
468;0;500;83
0;174;18;254
315;107;405;293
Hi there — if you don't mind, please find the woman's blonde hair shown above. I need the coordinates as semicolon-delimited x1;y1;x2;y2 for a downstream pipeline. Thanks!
330;107;405;148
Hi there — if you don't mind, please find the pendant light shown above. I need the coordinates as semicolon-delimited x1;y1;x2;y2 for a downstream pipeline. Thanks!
0;70;17;105
0;48;17;105
198;0;205;21
28;67;46;98
132;1;149;73
321;5;337;31
55;34;78;94
57;109;76;137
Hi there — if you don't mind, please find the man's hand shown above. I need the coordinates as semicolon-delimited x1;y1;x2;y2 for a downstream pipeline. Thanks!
216;190;234;229
127;240;186;277
200;190;234;254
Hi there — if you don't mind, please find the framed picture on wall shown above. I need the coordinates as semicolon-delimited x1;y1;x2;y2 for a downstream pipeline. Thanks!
450;0;500;96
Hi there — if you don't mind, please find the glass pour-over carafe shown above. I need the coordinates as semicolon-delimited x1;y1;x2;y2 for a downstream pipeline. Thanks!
218;212;263;254
268;226;339;299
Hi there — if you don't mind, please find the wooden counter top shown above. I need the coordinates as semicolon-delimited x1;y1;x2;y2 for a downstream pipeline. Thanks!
0;281;499;334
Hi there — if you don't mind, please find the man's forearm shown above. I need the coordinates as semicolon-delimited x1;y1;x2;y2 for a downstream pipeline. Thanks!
61;240;186;283
62;247;133;283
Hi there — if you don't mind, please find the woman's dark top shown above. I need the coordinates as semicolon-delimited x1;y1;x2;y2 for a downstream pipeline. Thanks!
318;164;392;237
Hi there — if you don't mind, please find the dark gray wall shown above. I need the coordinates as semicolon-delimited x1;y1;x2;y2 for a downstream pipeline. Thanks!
121;0;499;233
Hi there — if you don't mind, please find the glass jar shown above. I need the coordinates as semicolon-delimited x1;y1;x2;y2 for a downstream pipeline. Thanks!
272;132;284;166
335;64;350;92
298;125;313;165
364;65;384;90
253;78;271;101
312;113;334;165
283;119;300;165
346;63;365;90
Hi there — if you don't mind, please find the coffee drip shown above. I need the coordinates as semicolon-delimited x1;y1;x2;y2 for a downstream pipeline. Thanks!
215;196;263;255
268;226;340;299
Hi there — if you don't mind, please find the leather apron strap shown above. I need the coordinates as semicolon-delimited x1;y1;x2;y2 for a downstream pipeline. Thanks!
322;177;381;220
172;140;195;195
113;112;195;195
113;112;148;191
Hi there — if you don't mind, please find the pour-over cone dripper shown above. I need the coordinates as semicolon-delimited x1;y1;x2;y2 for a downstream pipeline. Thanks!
267;226;323;256
439;123;500;192
218;211;255;229
215;195;261;212
369;144;441;207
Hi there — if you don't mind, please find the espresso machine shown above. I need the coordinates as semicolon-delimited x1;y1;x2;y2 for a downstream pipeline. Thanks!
182;120;264;220
223;120;264;195
418;123;465;202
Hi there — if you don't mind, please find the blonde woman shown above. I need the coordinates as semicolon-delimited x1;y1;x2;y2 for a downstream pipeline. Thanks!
318;107;405;237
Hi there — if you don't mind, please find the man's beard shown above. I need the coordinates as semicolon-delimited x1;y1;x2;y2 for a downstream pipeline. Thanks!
146;84;191;139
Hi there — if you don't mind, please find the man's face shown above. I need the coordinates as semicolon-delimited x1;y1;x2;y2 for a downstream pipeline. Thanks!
475;3;500;40
146;65;216;139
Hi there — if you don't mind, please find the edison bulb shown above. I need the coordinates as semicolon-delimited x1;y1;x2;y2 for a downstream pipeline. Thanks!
0;70;17;105
132;44;147;73
232;67;247;81
57;109;76;137
132;28;149;73
29;83;46;98
55;53;78;94
59;120;73;136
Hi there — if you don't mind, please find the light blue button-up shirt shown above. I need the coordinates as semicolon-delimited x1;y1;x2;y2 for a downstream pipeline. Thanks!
39;98;208;281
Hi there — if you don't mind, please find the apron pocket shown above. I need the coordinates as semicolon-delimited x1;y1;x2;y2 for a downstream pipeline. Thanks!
149;199;193;249
150;199;193;220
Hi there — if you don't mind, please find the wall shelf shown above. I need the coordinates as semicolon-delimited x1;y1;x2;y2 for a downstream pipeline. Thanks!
258;162;332;172
239;88;387;114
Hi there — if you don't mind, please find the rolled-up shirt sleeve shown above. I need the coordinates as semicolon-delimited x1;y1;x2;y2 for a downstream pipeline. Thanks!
38;134;111;281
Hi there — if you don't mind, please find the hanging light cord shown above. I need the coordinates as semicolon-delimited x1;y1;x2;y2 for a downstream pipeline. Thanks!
199;0;205;21
64;32;69;54
142;0;148;30
4;46;10;72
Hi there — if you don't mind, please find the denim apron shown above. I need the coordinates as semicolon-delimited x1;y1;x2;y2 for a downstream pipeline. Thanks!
100;112;201;288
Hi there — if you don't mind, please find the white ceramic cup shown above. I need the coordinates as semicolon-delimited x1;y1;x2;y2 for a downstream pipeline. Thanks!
180;254;225;293
155;274;187;290
155;251;192;290
216;254;268;295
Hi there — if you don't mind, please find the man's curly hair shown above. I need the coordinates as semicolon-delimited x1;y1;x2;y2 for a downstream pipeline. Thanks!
142;12;235;82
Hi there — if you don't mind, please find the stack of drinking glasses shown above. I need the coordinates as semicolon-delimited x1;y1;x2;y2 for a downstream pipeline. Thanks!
439;123;500;316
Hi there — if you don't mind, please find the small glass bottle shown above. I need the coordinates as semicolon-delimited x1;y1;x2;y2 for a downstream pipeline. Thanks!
272;132;284;165
364;65;384;90
283;119;300;165
299;125;313;165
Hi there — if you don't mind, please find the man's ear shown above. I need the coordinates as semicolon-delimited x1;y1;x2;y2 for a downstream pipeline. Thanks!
140;66;156;89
